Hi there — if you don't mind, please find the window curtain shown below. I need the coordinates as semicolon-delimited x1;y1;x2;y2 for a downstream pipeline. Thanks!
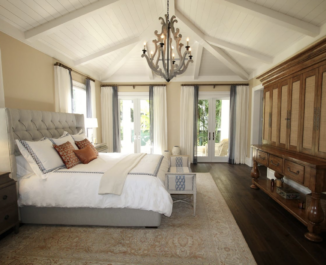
180;86;198;164
229;85;249;164
86;78;97;138
54;65;73;113
0;49;4;108
153;86;167;154
149;86;154;154
101;86;121;152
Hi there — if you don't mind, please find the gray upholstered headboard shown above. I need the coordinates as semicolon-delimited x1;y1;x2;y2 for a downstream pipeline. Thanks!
0;108;85;180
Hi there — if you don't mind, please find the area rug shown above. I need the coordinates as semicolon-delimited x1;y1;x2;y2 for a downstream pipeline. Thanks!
0;173;256;265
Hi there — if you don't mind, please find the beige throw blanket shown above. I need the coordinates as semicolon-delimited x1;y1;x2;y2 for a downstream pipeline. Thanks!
98;153;146;195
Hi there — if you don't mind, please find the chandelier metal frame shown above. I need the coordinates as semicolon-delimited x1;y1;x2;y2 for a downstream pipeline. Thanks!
141;0;193;82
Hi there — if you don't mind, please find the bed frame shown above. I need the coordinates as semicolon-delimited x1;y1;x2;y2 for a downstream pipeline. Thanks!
0;108;161;227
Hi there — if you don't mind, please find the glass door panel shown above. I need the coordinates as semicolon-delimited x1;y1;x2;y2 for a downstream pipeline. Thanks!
214;99;229;158
120;99;135;154
197;100;209;157
140;99;151;154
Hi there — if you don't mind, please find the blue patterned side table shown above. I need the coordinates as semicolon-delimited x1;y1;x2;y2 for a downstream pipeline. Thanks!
165;157;196;216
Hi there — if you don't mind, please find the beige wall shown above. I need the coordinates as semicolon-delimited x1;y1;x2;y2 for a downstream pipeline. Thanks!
0;31;102;141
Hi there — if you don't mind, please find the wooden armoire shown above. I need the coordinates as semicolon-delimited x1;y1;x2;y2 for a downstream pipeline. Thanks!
251;38;326;242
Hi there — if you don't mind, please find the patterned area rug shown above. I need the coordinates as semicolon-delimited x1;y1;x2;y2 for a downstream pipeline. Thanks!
0;173;256;265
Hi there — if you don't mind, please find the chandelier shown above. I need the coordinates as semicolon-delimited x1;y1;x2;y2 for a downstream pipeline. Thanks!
141;0;193;82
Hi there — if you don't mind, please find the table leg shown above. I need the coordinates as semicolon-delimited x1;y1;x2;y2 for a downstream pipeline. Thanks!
305;192;324;242
250;160;260;189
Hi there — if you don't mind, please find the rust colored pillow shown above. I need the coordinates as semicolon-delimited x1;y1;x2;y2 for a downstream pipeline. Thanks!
53;141;80;169
75;138;98;156
73;145;97;164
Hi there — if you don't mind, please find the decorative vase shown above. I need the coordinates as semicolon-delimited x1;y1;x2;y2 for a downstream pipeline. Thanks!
163;150;171;166
172;146;181;155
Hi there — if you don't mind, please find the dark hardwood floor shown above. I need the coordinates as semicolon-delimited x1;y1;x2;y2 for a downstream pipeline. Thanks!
191;163;326;265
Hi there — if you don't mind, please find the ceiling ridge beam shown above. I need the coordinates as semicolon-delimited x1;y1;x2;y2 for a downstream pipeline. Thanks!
225;0;320;37
204;35;273;63
175;9;249;80
193;43;203;80
25;0;119;40
74;38;139;66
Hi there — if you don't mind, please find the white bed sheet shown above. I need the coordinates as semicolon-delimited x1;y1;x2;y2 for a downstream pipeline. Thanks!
18;153;173;216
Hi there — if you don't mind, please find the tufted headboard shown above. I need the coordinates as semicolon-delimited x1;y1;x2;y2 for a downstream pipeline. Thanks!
0;108;84;180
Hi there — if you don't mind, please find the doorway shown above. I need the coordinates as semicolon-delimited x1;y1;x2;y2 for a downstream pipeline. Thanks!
197;92;230;162
119;93;151;154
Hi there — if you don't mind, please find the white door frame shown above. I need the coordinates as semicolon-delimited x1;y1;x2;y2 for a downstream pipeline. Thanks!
118;92;149;153
246;84;264;167
198;91;230;163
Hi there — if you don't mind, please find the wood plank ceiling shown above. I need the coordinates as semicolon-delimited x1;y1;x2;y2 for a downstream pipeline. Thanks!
0;0;326;82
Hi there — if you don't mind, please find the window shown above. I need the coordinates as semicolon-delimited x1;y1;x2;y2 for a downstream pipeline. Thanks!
72;81;86;118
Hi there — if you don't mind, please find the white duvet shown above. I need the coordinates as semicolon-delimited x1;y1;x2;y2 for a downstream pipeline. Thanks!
18;153;173;216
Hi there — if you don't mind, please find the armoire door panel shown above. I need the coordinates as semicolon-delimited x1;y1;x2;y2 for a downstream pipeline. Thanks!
301;69;318;155
289;76;301;151
315;65;326;158
279;81;289;148
271;86;279;145
263;88;271;144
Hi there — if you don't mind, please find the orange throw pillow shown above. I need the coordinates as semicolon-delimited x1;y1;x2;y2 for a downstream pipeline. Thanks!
75;138;98;156
53;141;80;169
73;145;97;164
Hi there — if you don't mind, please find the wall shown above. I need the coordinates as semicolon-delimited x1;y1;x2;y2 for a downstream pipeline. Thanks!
0;31;102;141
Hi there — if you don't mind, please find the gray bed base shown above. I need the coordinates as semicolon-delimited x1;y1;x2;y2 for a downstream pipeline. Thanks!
0;108;162;227
20;207;161;227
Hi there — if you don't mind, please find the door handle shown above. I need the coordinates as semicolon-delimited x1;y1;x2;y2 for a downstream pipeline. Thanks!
212;132;215;141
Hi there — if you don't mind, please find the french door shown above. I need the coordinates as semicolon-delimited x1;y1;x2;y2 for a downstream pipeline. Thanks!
119;93;151;154
197;92;230;162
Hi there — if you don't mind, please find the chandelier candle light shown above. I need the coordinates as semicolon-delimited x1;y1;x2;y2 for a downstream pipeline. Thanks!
141;0;193;82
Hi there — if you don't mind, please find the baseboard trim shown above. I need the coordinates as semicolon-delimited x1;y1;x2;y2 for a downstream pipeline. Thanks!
245;157;253;167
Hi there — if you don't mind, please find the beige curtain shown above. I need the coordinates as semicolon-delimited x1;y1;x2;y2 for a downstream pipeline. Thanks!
101;87;114;152
0;49;4;108
54;66;72;113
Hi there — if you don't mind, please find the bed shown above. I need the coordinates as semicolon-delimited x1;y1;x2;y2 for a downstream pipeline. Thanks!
0;108;172;227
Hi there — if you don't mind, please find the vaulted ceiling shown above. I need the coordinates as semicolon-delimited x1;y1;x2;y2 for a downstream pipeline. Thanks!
1;0;326;82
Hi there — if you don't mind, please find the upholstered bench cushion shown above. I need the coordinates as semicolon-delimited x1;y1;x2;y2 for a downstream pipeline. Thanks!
166;174;195;191
169;167;190;173
171;156;188;167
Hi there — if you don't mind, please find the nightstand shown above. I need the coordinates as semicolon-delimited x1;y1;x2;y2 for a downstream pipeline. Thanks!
0;172;19;235
94;143;109;153
165;156;196;216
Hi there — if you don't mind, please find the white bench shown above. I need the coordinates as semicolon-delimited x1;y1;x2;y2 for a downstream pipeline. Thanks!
165;156;196;216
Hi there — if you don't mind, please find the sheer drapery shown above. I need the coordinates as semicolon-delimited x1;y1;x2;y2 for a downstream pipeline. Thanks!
193;85;199;164
0;49;4;108
86;79;92;118
180;86;196;163
153;86;167;154
101;86;120;153
149;86;154;154
229;85;249;164
54;65;73;113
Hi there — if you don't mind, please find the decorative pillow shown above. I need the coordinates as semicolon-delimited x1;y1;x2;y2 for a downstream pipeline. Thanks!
63;129;87;142
73;145;97;164
49;134;78;150
75;138;98;156
16;139;64;179
53;141;80;169
16;155;34;179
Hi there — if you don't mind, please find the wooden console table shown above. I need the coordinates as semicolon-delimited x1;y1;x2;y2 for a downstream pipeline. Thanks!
251;145;326;242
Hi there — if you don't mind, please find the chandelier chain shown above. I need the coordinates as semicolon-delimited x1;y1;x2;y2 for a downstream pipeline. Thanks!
167;0;169;21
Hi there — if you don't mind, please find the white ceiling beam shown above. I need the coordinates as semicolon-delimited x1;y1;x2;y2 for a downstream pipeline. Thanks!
74;38;138;66
169;0;176;16
145;43;154;80
193;43;203;80
204;35;273;63
175;9;249;80
25;0;119;40
100;43;140;81
225;0;320;37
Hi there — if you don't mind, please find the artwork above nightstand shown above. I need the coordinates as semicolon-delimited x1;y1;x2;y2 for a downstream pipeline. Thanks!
93;143;109;153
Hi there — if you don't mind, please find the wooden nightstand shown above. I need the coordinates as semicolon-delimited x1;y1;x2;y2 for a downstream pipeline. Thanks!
0;172;19;235
94;143;109;153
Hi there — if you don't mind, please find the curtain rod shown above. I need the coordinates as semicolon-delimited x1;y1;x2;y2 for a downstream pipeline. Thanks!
181;83;249;87
101;84;166;88
54;62;95;82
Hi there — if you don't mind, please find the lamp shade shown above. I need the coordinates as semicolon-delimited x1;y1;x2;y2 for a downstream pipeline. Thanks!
86;118;98;128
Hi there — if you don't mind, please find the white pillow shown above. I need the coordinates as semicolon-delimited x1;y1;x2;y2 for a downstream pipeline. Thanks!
16;139;64;179
16;155;34;179
49;134;78;150
62;130;86;142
